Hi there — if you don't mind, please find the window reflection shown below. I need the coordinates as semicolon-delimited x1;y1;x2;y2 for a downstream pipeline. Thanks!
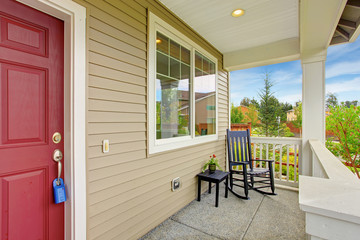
156;32;191;139
194;51;216;136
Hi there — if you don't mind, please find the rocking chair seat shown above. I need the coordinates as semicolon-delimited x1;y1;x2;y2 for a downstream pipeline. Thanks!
248;168;270;175
231;168;270;175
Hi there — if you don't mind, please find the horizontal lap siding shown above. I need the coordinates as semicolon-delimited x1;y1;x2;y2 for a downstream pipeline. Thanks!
76;0;229;239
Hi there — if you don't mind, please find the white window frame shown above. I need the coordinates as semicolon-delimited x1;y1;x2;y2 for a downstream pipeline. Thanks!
148;12;218;154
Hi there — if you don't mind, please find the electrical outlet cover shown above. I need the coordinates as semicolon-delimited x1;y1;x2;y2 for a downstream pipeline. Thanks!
171;177;181;191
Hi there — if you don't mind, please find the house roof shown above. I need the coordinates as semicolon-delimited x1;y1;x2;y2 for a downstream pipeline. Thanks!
331;0;360;45
158;0;359;71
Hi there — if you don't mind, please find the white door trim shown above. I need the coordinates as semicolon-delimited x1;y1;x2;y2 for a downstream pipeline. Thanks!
16;1;87;239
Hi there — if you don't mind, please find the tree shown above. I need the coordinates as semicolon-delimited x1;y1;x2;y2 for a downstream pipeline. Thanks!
240;97;251;107
279;102;293;122
292;102;302;137
231;103;244;123
326;104;360;178
250;98;260;109
258;74;280;136
343;100;358;108
245;104;258;127
326;92;338;108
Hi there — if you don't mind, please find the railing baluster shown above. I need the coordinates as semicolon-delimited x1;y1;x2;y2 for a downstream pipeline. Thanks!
279;144;283;181
294;144;298;182
286;145;290;181
259;143;263;168
254;143;256;161
272;144;275;160
249;137;301;187
266;143;269;169
272;144;276;179
266;143;269;159
253;143;257;169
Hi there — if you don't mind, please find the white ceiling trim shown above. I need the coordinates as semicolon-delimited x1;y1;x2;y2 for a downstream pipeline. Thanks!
224;38;300;71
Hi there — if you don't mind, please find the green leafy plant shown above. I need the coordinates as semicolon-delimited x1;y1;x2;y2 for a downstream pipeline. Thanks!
202;154;223;172
292;102;302;137
326;105;360;178
231;103;244;123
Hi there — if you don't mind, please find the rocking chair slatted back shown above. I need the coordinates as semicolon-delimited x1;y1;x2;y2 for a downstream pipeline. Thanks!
227;129;253;169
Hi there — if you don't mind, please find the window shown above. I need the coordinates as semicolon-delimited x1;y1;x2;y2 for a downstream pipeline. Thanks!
148;12;218;154
194;51;216;137
156;32;191;140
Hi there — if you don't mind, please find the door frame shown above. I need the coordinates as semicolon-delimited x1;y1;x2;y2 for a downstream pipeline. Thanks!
16;0;87;239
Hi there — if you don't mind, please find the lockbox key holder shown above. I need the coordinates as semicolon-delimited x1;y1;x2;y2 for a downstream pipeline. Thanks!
53;178;67;204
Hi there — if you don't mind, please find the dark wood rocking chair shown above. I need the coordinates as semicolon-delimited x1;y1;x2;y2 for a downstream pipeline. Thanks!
226;129;276;199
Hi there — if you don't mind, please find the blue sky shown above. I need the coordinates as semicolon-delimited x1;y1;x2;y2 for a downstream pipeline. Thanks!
230;37;360;106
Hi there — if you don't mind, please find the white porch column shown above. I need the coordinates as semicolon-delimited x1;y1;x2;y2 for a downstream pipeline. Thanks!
301;53;326;176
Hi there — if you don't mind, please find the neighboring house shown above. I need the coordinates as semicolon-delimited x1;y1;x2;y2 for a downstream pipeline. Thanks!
238;105;259;123
287;109;297;121
177;91;216;136
0;0;359;240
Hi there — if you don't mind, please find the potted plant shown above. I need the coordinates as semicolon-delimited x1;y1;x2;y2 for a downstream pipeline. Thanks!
202;154;223;173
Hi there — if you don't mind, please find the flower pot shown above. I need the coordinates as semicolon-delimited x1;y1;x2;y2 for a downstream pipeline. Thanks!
209;164;216;173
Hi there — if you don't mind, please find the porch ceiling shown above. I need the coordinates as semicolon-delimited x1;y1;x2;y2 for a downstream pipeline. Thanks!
158;0;354;71
158;0;299;54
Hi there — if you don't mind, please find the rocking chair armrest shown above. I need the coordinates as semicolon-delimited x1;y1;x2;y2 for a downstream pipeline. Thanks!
251;159;274;163
230;161;250;165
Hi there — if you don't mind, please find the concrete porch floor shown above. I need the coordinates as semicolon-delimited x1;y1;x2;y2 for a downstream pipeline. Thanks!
140;184;305;240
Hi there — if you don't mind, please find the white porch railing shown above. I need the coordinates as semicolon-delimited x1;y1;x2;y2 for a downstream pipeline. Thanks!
299;139;360;240
251;137;302;187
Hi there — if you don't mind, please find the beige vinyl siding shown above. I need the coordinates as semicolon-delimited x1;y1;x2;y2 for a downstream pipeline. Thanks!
75;0;229;239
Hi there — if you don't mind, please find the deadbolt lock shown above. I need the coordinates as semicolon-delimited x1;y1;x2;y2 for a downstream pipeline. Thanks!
52;132;62;144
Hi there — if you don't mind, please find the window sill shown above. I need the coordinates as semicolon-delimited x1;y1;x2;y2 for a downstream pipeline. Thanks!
149;134;218;155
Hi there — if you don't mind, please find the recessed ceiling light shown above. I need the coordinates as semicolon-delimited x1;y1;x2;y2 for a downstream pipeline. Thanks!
232;9;245;17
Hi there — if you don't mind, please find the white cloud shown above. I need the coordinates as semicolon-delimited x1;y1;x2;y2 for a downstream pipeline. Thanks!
230;71;263;88
271;71;302;85
277;93;302;105
178;79;189;91
230;92;242;100
326;60;360;79
156;75;215;93
326;77;360;93
327;39;360;61
194;75;216;93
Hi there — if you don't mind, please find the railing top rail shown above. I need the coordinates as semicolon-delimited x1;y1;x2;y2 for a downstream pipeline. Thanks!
300;139;360;239
251;137;302;145
309;139;358;182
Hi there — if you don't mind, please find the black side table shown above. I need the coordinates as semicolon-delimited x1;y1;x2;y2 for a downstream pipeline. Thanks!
197;170;229;207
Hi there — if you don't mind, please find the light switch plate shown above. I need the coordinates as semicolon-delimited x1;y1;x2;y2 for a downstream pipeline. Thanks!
102;140;109;153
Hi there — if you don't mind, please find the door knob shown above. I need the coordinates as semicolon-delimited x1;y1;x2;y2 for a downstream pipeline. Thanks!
53;149;63;185
53;149;63;162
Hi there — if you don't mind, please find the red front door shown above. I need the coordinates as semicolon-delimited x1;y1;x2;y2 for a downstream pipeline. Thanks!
0;0;64;239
